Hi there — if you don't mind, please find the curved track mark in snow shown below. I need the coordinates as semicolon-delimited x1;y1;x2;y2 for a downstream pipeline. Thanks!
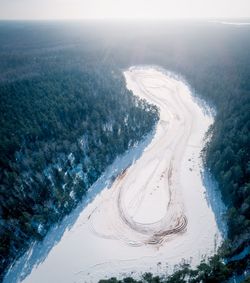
87;67;198;247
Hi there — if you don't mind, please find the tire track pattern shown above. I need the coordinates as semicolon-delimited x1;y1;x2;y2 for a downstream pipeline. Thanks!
88;67;193;247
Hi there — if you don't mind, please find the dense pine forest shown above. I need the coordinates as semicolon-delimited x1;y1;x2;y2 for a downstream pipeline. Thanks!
0;22;159;279
0;21;250;282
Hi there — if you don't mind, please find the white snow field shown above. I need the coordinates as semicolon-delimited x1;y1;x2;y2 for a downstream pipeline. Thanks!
12;66;223;283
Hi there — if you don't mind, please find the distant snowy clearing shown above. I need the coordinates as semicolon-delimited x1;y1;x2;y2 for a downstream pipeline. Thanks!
211;20;250;26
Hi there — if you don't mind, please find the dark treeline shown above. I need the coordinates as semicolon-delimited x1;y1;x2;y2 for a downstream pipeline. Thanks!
0;28;159;279
0;21;249;281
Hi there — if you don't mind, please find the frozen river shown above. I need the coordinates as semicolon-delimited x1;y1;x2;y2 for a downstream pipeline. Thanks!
4;66;224;283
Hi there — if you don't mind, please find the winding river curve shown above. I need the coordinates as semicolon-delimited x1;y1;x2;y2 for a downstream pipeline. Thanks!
4;66;223;283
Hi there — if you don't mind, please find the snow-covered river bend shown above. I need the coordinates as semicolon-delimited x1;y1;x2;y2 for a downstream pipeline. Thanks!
4;66;224;283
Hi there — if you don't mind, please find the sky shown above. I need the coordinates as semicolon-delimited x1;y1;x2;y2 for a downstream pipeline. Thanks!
0;0;250;20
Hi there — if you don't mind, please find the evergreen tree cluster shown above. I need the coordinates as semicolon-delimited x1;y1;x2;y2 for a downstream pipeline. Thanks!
0;49;158;278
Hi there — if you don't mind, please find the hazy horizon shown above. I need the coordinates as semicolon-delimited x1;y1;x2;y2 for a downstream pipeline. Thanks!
0;0;250;21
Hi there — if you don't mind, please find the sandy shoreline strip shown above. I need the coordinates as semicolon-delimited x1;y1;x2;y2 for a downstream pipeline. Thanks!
11;66;222;283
